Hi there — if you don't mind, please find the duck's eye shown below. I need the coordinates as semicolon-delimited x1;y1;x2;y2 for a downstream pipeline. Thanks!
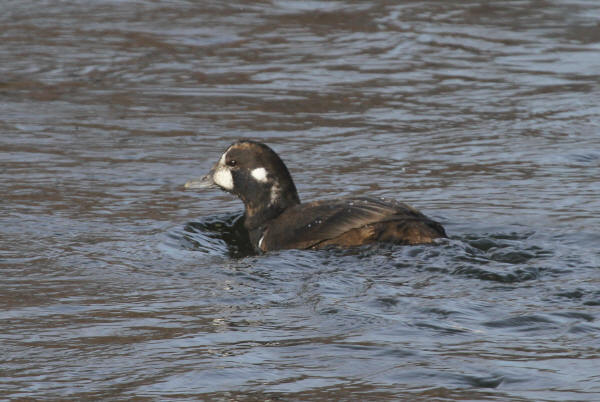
226;159;237;167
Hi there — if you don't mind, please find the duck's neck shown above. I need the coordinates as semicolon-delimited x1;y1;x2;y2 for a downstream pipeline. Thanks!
242;182;300;233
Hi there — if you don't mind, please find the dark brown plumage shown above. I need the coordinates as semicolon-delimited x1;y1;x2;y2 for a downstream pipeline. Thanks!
259;197;445;251
185;140;446;252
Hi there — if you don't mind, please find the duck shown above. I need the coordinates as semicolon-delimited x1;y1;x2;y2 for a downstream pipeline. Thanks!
184;140;446;252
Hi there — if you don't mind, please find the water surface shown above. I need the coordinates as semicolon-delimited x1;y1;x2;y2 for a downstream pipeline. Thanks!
2;0;600;399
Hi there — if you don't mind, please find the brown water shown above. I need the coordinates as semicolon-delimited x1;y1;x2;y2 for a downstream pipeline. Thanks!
2;0;600;399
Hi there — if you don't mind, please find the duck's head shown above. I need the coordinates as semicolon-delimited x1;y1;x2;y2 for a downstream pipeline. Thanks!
185;140;300;229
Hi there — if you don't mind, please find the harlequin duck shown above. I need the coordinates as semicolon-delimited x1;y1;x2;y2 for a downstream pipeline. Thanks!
185;140;446;252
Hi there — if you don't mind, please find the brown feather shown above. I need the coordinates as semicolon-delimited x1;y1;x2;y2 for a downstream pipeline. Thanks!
261;197;445;250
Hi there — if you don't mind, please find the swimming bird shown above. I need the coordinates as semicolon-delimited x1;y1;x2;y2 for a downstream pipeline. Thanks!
185;140;446;252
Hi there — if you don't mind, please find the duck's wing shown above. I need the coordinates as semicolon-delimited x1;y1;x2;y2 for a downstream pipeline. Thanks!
261;197;445;250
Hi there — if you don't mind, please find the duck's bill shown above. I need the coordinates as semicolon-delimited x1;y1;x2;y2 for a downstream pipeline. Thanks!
184;171;216;189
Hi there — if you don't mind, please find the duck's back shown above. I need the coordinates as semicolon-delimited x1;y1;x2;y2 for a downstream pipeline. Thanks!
259;197;446;251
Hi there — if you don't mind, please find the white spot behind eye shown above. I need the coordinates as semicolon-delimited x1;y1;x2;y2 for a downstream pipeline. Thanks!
251;167;268;183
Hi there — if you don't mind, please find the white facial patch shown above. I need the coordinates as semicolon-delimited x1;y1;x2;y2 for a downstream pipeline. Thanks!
250;167;268;183
212;152;234;190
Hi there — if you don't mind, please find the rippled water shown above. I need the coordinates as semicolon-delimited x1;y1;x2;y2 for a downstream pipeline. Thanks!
2;0;600;399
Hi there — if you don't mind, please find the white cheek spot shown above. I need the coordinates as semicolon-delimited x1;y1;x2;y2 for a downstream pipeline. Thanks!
213;168;233;190
251;167;268;183
212;151;233;190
